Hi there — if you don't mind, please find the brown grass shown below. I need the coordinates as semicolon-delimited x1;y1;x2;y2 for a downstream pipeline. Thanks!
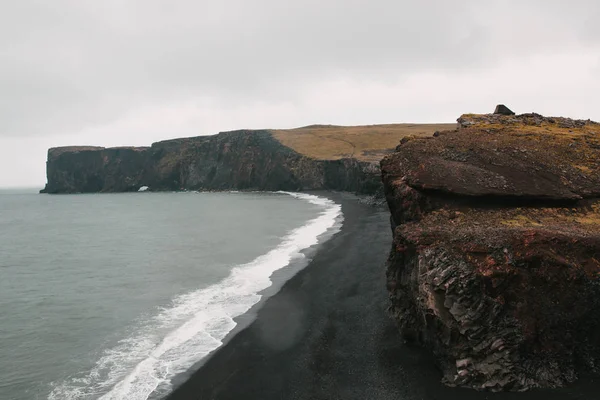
461;114;600;140
455;114;600;189
501;215;543;227
497;202;600;230
474;123;598;140
271;123;456;162
576;203;600;226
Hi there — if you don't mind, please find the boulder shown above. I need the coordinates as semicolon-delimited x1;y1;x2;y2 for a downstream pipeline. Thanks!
494;104;515;115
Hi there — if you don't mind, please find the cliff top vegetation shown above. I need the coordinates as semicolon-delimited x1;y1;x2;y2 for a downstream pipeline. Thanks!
271;123;455;162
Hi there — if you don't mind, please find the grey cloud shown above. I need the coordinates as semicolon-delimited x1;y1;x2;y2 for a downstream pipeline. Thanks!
2;0;598;139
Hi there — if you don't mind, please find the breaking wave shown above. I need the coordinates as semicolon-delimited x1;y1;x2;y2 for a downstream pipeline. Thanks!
48;192;342;400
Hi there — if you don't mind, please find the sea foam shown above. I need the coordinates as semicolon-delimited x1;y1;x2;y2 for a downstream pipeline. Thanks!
48;192;342;400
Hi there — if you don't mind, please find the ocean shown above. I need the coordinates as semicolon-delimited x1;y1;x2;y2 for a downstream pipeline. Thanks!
0;189;342;400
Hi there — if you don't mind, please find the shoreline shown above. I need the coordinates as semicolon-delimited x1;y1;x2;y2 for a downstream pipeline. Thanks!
164;192;599;400
160;190;345;394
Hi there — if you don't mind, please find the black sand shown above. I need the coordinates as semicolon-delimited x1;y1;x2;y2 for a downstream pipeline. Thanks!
166;193;598;400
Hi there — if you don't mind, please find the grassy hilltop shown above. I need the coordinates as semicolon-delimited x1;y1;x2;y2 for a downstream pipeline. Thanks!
271;123;456;162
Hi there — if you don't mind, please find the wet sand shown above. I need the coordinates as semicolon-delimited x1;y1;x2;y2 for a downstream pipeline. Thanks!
166;192;598;400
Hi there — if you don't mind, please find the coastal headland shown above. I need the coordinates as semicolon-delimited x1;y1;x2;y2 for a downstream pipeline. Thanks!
40;123;454;195
41;109;600;396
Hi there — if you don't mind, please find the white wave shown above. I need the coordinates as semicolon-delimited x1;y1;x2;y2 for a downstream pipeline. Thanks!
48;192;342;400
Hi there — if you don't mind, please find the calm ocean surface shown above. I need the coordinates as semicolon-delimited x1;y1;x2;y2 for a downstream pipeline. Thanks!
0;189;342;400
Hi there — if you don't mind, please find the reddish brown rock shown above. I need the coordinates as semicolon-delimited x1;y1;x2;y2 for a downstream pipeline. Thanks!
381;112;600;391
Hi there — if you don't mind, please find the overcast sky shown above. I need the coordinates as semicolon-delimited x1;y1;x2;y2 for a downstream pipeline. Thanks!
1;0;599;187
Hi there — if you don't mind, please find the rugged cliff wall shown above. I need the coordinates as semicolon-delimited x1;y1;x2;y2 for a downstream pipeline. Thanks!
42;146;151;193
382;112;600;391
41;130;381;194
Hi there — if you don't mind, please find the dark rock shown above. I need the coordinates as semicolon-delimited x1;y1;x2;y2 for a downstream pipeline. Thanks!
41;130;382;195
494;104;515;115
381;112;600;391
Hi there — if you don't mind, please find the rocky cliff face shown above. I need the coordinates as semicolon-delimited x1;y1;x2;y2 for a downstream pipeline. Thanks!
42;130;381;194
42;146;151;193
382;112;600;391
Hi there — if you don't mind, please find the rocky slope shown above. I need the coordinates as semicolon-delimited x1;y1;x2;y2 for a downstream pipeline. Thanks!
381;111;600;391
41;124;452;194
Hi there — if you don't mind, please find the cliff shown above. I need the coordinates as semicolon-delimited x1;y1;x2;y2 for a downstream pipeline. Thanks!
41;124;453;194
381;111;600;391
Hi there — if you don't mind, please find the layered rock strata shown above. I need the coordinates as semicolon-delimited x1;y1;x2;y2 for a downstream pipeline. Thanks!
382;112;600;391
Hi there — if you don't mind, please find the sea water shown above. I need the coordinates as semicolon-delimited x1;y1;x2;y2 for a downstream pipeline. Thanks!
0;190;342;400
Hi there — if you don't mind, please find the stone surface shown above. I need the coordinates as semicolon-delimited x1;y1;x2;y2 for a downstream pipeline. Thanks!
494;104;515;115
381;112;600;391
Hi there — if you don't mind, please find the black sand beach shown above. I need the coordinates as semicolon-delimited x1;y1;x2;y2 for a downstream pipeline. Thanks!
166;193;598;400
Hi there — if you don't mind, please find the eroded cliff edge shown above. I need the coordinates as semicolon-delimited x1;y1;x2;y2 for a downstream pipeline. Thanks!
41;130;382;194
382;112;600;391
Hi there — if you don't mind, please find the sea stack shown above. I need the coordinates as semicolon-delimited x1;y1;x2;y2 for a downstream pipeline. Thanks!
381;111;600;391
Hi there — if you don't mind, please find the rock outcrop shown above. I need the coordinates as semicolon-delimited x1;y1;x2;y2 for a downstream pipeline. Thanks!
382;112;600;391
41;130;381;194
494;104;516;116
